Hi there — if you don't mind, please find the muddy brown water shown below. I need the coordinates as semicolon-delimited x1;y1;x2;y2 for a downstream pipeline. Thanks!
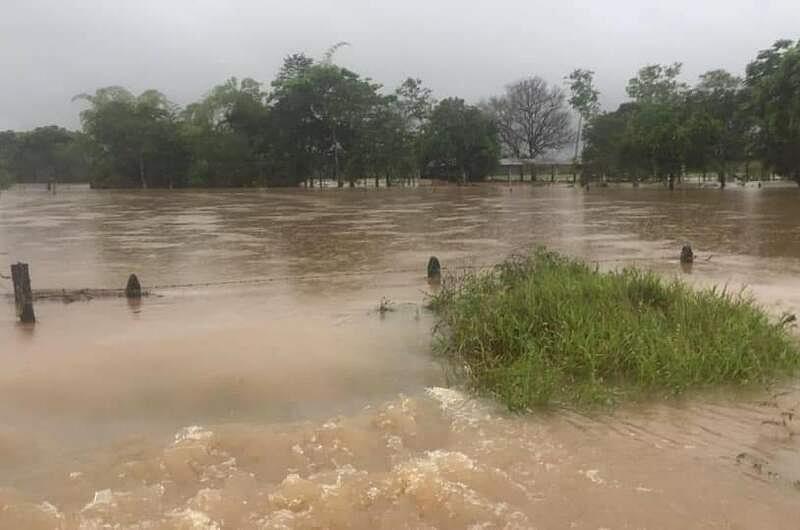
1;185;799;529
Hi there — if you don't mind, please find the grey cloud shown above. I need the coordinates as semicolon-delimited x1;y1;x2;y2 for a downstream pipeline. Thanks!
1;0;798;130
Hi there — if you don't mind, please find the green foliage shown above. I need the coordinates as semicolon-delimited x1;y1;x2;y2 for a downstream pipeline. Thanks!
0;166;13;189
584;63;753;183
60;49;439;188
626;63;687;104
421;98;500;181
270;63;385;185
273;53;315;88
581;103;639;177
584;42;800;183
395;77;434;129
0;127;89;184
74;87;189;188
431;249;800;409
746;39;800;181
681;70;749;178
566;69;600;120
181;77;268;186
2;40;797;188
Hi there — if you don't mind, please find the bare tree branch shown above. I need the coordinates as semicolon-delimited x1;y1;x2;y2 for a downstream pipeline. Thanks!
485;77;573;160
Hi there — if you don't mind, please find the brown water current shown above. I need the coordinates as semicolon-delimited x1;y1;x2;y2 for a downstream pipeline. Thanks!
1;185;799;529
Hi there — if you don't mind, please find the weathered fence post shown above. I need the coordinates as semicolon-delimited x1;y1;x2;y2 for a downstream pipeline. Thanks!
11;263;35;323
125;274;142;299
680;245;694;264
427;256;441;281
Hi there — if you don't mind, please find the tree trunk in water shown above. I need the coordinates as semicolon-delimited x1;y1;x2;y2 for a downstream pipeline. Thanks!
332;128;343;188
718;172;726;189
138;153;148;189
375;175;379;188
573;114;583;185
668;173;675;191
386;175;392;187
573;115;582;161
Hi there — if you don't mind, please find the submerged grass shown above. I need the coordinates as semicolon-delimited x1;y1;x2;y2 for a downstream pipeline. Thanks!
430;248;800;410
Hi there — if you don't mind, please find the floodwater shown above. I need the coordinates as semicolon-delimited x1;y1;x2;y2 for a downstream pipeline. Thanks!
1;184;799;529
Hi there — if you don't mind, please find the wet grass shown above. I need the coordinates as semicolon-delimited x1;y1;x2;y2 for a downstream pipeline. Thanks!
430;248;800;410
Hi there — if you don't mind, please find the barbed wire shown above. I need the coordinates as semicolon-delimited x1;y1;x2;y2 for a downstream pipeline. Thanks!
0;253;675;298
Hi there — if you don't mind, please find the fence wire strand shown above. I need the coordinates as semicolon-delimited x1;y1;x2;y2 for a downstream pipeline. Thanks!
1;254;673;298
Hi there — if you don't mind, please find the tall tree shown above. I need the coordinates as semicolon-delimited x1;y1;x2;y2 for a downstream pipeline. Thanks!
0;131;14;188
273;53;315;87
486;77;572;161
626;63;687;104
746;39;800;181
421;98;499;182
269;63;383;186
624;63;688;187
74;87;188;188
483;96;521;159
394;77;434;180
566;69;600;168
181;77;268;186
582;103;639;179
394;77;434;130
681;69;748;186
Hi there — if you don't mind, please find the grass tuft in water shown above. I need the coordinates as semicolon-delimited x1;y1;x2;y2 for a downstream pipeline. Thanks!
429;248;800;410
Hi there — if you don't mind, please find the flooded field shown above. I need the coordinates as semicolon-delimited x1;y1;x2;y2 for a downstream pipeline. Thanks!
1;185;799;529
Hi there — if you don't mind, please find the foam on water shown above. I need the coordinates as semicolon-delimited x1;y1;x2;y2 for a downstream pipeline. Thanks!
2;384;800;528
0;391;541;529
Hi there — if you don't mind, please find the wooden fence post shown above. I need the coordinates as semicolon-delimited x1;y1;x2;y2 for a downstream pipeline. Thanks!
125;274;142;299
680;245;694;264
11;263;35;323
427;256;441;281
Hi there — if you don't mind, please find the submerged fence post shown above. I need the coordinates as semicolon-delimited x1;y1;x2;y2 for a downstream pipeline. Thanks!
427;256;441;281
125;274;142;299
680;245;694;264
11;262;35;323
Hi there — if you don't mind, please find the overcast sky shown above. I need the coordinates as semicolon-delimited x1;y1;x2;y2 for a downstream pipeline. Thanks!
1;0;798;130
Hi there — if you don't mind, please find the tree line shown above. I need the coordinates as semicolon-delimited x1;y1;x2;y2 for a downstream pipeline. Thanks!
0;126;90;188
1;39;798;189
1;45;504;189
582;39;800;187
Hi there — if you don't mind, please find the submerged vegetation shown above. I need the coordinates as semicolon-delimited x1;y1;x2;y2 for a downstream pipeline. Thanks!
430;249;800;410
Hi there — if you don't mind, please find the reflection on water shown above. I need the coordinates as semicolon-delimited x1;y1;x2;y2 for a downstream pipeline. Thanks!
1;185;799;528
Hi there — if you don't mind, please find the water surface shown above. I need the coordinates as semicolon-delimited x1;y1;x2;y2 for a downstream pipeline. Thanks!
1;185;799;528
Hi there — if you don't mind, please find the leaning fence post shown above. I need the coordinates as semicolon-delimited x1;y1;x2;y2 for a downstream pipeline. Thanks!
11;262;35;323
125;274;142;299
427;256;441;281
